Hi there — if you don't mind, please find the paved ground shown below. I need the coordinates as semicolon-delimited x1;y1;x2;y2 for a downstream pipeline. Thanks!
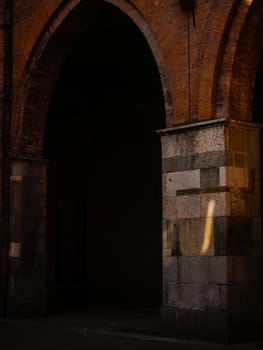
0;308;263;350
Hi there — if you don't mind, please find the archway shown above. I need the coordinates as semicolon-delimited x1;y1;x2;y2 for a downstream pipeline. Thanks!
43;2;165;312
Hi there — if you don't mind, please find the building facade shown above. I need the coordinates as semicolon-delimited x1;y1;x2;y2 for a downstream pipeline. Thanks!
0;0;262;343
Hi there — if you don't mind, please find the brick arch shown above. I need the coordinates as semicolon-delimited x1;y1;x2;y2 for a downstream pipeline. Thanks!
214;0;263;122
11;0;171;158
190;0;236;121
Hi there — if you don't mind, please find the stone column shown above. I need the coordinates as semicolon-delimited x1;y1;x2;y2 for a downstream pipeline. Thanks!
7;158;47;316
160;119;262;343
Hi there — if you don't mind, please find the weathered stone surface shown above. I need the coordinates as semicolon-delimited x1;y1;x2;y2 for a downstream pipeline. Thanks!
229;190;248;216
176;218;214;256
167;282;225;309
228;256;262;284
163;248;173;257
200;167;219;189
162;151;231;173
200;192;229;217
225;126;249;153
163;170;200;197
163;256;178;282
177;256;209;283
163;196;177;220
162;220;178;255
161;306;229;342
208;256;228;284
161;125;225;159
219;166;250;188
214;217;252;255
163;194;203;220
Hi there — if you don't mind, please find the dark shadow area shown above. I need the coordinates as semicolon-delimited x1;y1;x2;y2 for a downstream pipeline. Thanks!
254;51;263;124
254;49;263;311
43;2;165;313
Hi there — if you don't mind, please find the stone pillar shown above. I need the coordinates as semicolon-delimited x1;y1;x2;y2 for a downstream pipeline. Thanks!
7;158;47;316
160;119;262;343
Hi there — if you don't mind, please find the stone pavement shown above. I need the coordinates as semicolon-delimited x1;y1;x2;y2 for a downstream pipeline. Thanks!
0;307;263;350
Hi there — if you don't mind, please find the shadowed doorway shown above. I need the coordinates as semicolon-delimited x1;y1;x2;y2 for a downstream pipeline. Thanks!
254;49;263;299
43;2;165;312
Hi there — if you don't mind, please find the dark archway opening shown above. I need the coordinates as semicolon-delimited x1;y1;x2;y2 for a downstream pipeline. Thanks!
43;2;165;313
254;51;263;124
254;49;263;301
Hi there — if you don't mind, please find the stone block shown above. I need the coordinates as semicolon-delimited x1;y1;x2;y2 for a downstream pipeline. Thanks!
194;151;229;169
175;194;200;219
161;125;225;159
233;152;248;167
228;256;262;284
177;218;215;256
176;257;189;283
163;196;177;220
193;126;225;154
161;135;177;159
163;170;200;196
218;285;228;309
162;155;192;173
206;284;223;308
177;256;209;283
161;306;229;343
163;256;178;282
200;167;219;189
226;126;249;153
162;151;230;173
163;220;178;255
219;166;249;188
162;150;235;174
200;192;229;218
208;256;228;284
167;282;222;309
214;217;228;255
163;248;172;257
227;217;252;255
214;217;252;256
164;194;202;220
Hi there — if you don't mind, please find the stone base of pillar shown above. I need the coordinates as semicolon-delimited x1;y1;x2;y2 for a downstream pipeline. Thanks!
159;119;263;343
161;306;262;344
